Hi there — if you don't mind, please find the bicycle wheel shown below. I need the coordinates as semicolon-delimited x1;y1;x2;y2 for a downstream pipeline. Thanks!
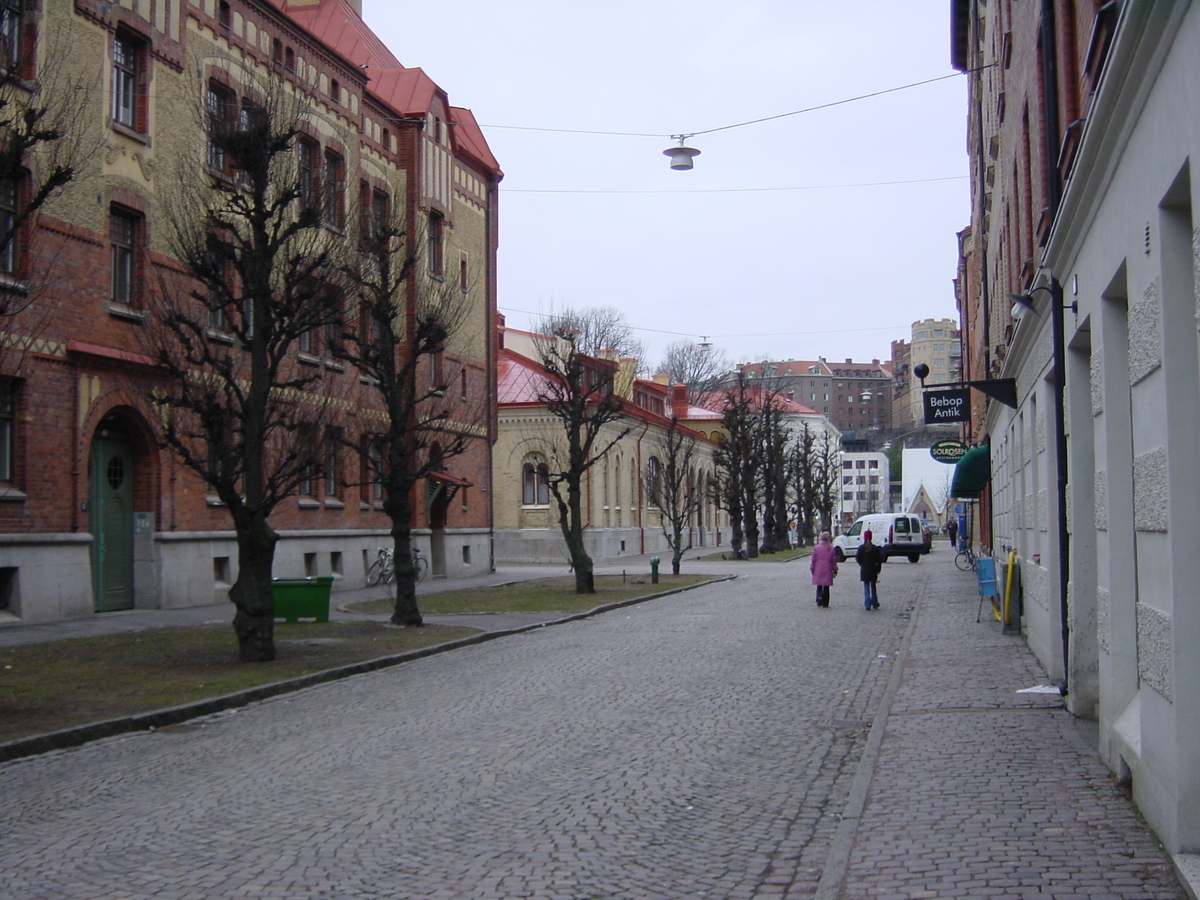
413;555;428;583
381;558;394;585
954;550;974;571
365;557;384;586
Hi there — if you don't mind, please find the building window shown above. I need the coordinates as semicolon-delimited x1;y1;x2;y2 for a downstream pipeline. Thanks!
522;461;549;505
112;34;144;131
110;208;139;306
646;457;661;508
205;232;233;330
322;150;344;230
0;176;19;276
324;429;340;498
429;349;444;392
297;138;319;214
217;1;231;30
0;379;14;483
329;78;340;105
427;212;444;276
297;427;316;496
459;252;469;292
206;82;236;175
0;0;22;69
284;47;295;72
367;438;384;501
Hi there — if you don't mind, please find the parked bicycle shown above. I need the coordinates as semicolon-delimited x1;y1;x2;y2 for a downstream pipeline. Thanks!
411;547;429;583
365;546;428;586
954;542;977;571
365;547;393;586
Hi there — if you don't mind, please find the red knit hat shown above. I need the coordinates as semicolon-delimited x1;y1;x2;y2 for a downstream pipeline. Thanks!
864;530;873;541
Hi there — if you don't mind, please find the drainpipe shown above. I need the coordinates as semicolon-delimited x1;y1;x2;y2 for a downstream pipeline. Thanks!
635;419;649;554
1049;277;1071;694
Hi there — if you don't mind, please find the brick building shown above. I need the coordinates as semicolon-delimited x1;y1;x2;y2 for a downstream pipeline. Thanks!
0;0;501;623
738;358;892;438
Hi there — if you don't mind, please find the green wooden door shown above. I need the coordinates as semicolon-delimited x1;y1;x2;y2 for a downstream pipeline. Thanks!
89;431;135;611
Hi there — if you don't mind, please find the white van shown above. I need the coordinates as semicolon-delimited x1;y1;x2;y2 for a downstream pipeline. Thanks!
832;513;928;563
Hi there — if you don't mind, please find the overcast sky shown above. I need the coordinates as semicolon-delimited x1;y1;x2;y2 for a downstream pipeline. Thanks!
366;1;969;371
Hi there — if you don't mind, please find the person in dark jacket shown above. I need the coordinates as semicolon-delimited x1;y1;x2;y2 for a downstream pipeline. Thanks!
946;517;959;549
855;529;883;610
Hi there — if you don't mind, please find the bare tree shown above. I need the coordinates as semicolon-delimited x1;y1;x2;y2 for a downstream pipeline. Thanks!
541;304;646;364
147;74;344;662
790;422;819;547
656;339;730;407
534;322;630;593
712;375;756;559
0;23;100;374
652;418;703;575
333;204;483;627
813;430;841;534
757;396;792;554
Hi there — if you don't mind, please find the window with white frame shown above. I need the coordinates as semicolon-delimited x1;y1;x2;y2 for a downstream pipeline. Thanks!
522;460;549;505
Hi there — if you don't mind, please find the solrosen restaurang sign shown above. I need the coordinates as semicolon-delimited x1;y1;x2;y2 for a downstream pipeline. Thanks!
929;440;969;463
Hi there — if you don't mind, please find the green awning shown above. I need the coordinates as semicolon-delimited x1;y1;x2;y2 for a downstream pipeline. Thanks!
951;446;990;498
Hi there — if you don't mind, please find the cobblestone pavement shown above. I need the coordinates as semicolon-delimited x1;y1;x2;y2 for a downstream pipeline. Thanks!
0;552;1187;899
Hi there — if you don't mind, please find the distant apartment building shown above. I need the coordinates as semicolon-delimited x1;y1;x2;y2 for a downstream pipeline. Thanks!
839;451;890;526
739;358;892;438
890;318;962;430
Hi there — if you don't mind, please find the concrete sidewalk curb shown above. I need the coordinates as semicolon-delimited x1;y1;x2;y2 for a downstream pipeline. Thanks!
0;575;736;766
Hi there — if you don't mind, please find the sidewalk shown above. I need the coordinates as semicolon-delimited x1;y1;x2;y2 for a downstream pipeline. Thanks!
821;553;1199;900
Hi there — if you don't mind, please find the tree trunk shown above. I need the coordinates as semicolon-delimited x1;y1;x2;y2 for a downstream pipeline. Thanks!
228;518;279;662
390;530;424;627
384;488;424;626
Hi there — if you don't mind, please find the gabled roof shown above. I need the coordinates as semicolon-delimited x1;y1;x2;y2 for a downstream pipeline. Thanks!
497;347;716;442
694;385;822;418
497;348;551;405
280;0;501;177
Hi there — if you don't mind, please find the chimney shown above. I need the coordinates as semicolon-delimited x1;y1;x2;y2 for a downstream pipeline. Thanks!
671;383;689;420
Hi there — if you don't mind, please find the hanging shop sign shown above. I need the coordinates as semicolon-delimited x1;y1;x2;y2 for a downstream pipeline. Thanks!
923;388;971;424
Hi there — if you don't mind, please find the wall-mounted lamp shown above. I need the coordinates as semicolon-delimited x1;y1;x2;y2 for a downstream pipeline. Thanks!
1007;288;1078;321
663;134;701;170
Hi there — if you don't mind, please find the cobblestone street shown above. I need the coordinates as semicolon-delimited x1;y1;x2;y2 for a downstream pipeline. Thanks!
0;552;1187;899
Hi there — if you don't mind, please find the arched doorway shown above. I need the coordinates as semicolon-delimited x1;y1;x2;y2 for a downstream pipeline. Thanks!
89;416;136;611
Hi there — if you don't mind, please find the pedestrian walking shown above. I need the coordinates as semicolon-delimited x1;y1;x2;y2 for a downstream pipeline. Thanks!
855;530;883;610
810;531;838;608
946;517;958;549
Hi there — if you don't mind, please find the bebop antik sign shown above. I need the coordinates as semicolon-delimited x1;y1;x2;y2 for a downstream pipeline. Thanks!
923;388;971;424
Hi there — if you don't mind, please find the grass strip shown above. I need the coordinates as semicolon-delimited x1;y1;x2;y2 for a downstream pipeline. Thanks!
349;573;713;616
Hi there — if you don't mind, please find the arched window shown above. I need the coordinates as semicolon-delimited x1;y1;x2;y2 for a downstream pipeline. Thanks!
522;459;549;505
646;456;662;508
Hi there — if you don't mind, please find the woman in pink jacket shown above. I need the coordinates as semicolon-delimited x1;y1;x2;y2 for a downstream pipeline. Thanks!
810;531;838;608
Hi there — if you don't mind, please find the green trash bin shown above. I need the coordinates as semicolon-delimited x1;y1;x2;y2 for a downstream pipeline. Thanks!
272;576;333;623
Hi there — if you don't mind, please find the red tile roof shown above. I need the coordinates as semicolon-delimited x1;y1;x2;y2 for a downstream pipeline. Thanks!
279;0;501;176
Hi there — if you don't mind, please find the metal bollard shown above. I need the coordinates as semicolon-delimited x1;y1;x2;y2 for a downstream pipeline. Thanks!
650;556;660;584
